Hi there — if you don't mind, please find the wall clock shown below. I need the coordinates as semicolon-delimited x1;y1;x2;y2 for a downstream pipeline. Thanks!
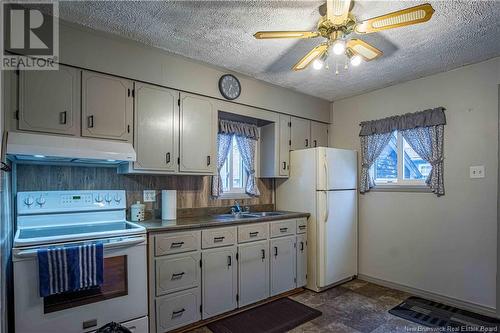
219;74;241;100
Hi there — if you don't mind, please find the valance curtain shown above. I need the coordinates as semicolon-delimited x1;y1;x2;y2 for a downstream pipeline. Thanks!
211;119;260;197
359;107;446;196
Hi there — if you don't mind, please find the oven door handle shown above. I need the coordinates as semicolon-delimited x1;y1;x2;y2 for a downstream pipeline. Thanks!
14;236;146;259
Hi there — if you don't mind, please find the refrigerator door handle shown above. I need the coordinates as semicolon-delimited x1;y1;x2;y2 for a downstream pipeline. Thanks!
324;191;329;223
323;155;329;191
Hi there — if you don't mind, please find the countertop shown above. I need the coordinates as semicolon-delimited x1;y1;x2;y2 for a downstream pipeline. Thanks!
139;211;310;233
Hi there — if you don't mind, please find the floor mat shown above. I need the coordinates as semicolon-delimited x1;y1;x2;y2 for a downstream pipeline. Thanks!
207;297;321;333
389;296;500;332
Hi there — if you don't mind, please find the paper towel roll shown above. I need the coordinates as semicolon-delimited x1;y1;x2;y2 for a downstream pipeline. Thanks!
162;190;177;220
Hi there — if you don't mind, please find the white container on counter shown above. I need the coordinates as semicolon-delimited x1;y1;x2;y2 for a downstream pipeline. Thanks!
130;201;145;222
162;190;177;220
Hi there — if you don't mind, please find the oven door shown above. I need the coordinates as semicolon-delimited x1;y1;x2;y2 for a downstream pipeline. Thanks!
13;235;148;333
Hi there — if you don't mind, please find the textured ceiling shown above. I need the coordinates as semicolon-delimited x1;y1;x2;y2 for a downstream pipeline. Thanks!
58;1;500;101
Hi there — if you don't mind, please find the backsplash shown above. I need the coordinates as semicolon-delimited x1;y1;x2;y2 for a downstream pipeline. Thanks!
16;165;274;214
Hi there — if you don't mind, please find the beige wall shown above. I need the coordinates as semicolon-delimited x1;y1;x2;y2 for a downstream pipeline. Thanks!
58;21;330;123
331;58;500;310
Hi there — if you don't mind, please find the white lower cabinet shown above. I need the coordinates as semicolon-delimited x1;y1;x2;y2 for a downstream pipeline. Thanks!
270;236;297;296
155;287;201;333
201;246;237;319
296;234;307;287
238;240;270;307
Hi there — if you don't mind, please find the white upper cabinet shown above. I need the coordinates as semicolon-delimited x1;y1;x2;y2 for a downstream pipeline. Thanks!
311;121;329;148
270;236;296;296
290;117;311;150
238;241;270;307
279;115;291;176
19;65;80;136
179;93;217;174
134;83;178;172
81;71;133;141
201;246;237;319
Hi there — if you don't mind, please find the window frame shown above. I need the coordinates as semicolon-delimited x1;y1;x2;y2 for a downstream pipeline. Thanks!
371;131;430;188
219;136;250;199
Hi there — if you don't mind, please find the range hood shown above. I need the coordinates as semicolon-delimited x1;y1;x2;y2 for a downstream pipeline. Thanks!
6;132;136;165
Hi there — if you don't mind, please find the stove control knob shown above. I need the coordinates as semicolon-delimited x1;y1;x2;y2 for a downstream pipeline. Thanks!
114;195;122;203
105;194;112;204
24;196;34;207
36;196;46;206
95;194;103;203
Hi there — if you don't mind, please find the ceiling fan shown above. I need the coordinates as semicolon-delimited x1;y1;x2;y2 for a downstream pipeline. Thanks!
254;0;435;71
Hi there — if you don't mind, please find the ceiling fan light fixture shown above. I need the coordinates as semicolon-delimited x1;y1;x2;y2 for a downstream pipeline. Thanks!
350;54;363;67
313;58;324;70
332;40;346;55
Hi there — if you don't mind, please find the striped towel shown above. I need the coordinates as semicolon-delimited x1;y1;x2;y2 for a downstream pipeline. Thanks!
37;242;104;297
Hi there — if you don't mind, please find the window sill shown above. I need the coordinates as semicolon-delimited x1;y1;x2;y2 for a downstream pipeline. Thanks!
371;184;432;193
218;192;251;200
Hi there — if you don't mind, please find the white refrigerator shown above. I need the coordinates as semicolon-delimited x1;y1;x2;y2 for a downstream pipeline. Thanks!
276;147;358;292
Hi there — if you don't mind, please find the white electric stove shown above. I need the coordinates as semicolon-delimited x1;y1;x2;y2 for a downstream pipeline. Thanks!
13;190;148;333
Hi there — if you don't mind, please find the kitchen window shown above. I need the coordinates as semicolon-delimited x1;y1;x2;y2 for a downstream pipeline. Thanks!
371;131;431;186
220;136;248;195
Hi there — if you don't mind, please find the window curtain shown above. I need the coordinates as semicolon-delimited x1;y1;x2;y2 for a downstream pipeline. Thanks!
235;135;260;197
211;133;233;197
400;125;445;196
211;119;260;197
359;133;394;193
359;107;446;195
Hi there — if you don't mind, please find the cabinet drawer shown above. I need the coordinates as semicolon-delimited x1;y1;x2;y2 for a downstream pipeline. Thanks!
238;223;268;243
121;317;148;333
155;288;201;333
202;227;236;249
270;220;296;238
296;218;307;234
155;231;200;256
156;252;200;296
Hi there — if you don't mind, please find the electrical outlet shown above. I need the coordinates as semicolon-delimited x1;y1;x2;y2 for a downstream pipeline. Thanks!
143;190;156;202
469;166;485;179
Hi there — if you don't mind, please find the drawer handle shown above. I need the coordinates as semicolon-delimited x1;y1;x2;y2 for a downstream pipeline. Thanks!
170;241;184;248
299;225;306;230
172;308;185;317
227;255;232;267
214;236;225;242
280;227;288;232
261;249;265;260
300;241;304;252
274;246;278;257
249;231;259;237
171;272;185;279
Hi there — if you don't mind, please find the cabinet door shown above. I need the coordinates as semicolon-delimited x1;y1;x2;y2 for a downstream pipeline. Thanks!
134;83;178;172
19;65;80;136
296;234;307;287
238;241;269;307
82;71;133;141
270;236;296;296
311;121;329;148
279;115;291;176
179;93;217;174
202;246;237;319
290;117;311;150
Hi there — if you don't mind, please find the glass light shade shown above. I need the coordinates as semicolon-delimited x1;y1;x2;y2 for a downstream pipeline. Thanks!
332;40;346;55
350;54;362;66
312;59;324;70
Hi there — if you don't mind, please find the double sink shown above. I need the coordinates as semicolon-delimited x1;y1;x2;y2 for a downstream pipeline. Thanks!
215;211;286;220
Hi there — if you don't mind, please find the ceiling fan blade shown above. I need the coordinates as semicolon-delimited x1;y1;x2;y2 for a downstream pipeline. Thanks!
347;39;382;61
327;0;352;25
292;43;329;71
355;3;435;34
254;31;320;39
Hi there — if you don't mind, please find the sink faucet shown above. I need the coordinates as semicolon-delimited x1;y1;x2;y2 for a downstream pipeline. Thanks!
232;200;242;213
